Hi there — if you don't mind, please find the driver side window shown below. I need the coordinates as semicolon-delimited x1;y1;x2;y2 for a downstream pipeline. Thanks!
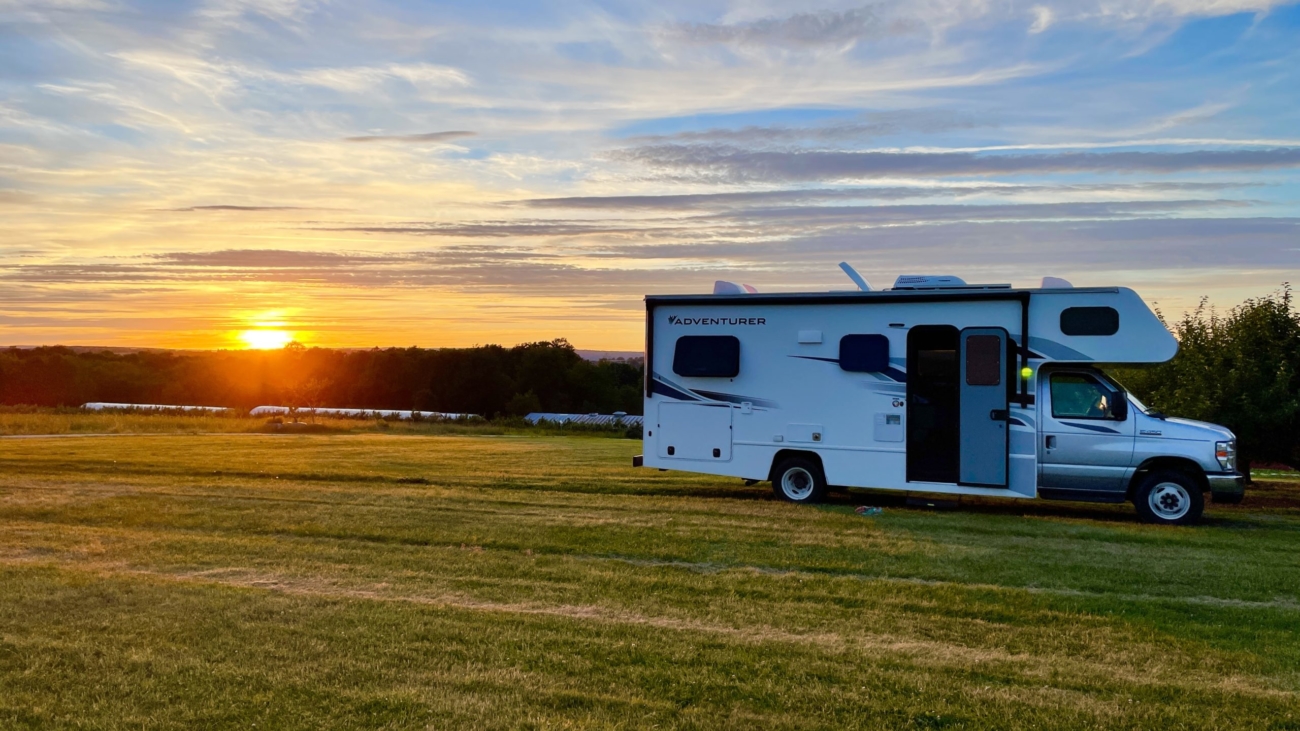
1051;373;1116;419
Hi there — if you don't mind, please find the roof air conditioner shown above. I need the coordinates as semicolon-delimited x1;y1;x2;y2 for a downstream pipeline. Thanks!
713;281;758;295
892;275;968;290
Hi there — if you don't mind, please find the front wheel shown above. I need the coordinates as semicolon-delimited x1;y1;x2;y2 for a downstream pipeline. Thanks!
1133;470;1204;525
772;457;827;504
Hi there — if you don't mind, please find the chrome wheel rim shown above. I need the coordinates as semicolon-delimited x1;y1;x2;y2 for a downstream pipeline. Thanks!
1148;482;1191;521
781;467;815;501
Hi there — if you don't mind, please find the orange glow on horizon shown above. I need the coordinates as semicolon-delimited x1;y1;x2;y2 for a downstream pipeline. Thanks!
238;330;295;349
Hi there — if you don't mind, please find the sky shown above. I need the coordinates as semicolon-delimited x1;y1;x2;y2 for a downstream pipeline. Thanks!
1;0;1298;350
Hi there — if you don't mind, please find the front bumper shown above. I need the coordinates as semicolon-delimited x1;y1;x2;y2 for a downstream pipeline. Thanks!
1207;472;1245;500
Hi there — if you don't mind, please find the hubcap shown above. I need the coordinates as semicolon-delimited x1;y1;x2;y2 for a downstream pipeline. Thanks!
1148;482;1191;520
781;467;815;500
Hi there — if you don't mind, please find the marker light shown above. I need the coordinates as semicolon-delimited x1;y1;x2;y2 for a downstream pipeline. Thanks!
1021;366;1033;380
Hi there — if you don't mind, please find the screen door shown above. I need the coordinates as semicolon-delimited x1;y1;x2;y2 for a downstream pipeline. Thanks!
959;328;1009;487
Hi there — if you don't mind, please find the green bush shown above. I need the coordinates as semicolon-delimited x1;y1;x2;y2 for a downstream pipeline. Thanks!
1115;285;1300;479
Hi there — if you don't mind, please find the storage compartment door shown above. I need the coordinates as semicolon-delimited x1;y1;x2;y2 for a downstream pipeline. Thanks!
959;328;1009;487
656;402;732;461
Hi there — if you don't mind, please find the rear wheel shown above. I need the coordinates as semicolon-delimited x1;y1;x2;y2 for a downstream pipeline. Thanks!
1133;470;1204;525
772;457;827;504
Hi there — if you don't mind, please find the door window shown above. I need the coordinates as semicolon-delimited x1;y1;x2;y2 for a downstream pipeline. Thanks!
1050;373;1117;419
964;335;1002;386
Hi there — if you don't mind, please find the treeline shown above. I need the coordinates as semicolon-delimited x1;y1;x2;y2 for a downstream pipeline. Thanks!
1116;285;1299;478
0;339;644;417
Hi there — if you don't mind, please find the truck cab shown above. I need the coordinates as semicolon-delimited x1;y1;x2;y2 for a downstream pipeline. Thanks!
1037;365;1244;524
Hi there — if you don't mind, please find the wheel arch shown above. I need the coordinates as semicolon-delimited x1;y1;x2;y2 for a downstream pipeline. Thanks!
1127;456;1208;499
768;449;825;483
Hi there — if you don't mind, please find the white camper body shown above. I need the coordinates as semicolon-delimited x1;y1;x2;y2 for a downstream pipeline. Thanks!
639;283;1220;512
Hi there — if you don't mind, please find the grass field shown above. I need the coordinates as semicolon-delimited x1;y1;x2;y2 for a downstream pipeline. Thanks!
0;431;1298;729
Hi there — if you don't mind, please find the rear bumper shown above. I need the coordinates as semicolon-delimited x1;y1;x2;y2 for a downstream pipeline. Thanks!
1207;472;1244;498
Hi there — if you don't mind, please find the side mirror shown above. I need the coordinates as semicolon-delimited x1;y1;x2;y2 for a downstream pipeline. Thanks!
1111;393;1128;421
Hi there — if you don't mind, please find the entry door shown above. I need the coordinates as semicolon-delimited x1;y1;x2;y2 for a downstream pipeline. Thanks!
959;328;1009;487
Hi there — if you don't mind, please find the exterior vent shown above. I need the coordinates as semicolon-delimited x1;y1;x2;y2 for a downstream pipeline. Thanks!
891;275;1011;291
892;275;968;289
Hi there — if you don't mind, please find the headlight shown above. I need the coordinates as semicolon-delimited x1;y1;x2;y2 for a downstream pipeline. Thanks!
1215;440;1236;472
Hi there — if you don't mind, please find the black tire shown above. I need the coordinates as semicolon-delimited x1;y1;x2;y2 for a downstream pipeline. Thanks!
1133;469;1204;525
772;457;827;504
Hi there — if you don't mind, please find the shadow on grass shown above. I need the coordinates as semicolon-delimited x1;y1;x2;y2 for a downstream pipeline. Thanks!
824;489;1139;523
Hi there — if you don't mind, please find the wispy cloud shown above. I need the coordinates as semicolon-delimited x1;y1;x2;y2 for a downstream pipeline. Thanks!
290;63;471;92
162;205;312;212
616;145;1300;182
663;6;922;49
513;182;1251;210
4;217;1294;292
152;250;393;267
343;130;475;144
623;111;979;145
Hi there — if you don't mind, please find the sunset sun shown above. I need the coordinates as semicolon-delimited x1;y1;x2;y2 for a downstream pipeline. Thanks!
239;330;294;350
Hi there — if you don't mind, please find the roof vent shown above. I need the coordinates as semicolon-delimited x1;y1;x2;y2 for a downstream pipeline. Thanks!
892;274;968;290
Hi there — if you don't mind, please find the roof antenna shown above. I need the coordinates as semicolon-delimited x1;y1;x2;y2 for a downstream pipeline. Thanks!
838;262;872;292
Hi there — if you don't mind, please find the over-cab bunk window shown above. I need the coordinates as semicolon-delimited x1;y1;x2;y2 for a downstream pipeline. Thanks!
673;335;740;378
1060;307;1119;336
839;334;889;372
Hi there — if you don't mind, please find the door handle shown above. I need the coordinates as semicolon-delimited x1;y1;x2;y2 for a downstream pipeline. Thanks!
989;409;1009;421
1045;435;1056;449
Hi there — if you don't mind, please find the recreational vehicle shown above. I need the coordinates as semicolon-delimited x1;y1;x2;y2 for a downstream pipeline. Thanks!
635;268;1244;525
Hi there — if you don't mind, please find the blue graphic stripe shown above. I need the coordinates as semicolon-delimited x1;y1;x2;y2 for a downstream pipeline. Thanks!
693;390;778;409
882;366;908;383
651;379;700;402
1061;421;1120;434
789;356;907;382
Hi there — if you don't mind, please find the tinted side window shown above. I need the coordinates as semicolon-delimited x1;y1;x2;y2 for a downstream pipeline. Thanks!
1051;373;1115;419
965;335;1002;386
673;336;740;378
839;334;889;372
1061;307;1119;336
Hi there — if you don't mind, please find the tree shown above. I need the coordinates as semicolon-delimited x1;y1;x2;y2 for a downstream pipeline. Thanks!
505;390;542;416
285;377;332;422
0;341;645;418
1117;285;1300;480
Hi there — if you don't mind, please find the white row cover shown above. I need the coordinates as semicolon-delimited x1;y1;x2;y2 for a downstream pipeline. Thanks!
82;402;228;412
525;412;644;426
80;402;477;420
248;406;479;420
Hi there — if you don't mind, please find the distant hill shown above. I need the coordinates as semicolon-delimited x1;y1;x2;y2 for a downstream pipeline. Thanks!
576;350;642;362
6;345;177;354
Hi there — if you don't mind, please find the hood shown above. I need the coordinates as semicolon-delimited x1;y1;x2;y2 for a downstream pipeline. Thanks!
1149;415;1235;442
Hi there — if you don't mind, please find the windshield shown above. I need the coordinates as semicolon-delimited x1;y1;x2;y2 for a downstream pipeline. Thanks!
1126;391;1152;414
1097;370;1153;414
